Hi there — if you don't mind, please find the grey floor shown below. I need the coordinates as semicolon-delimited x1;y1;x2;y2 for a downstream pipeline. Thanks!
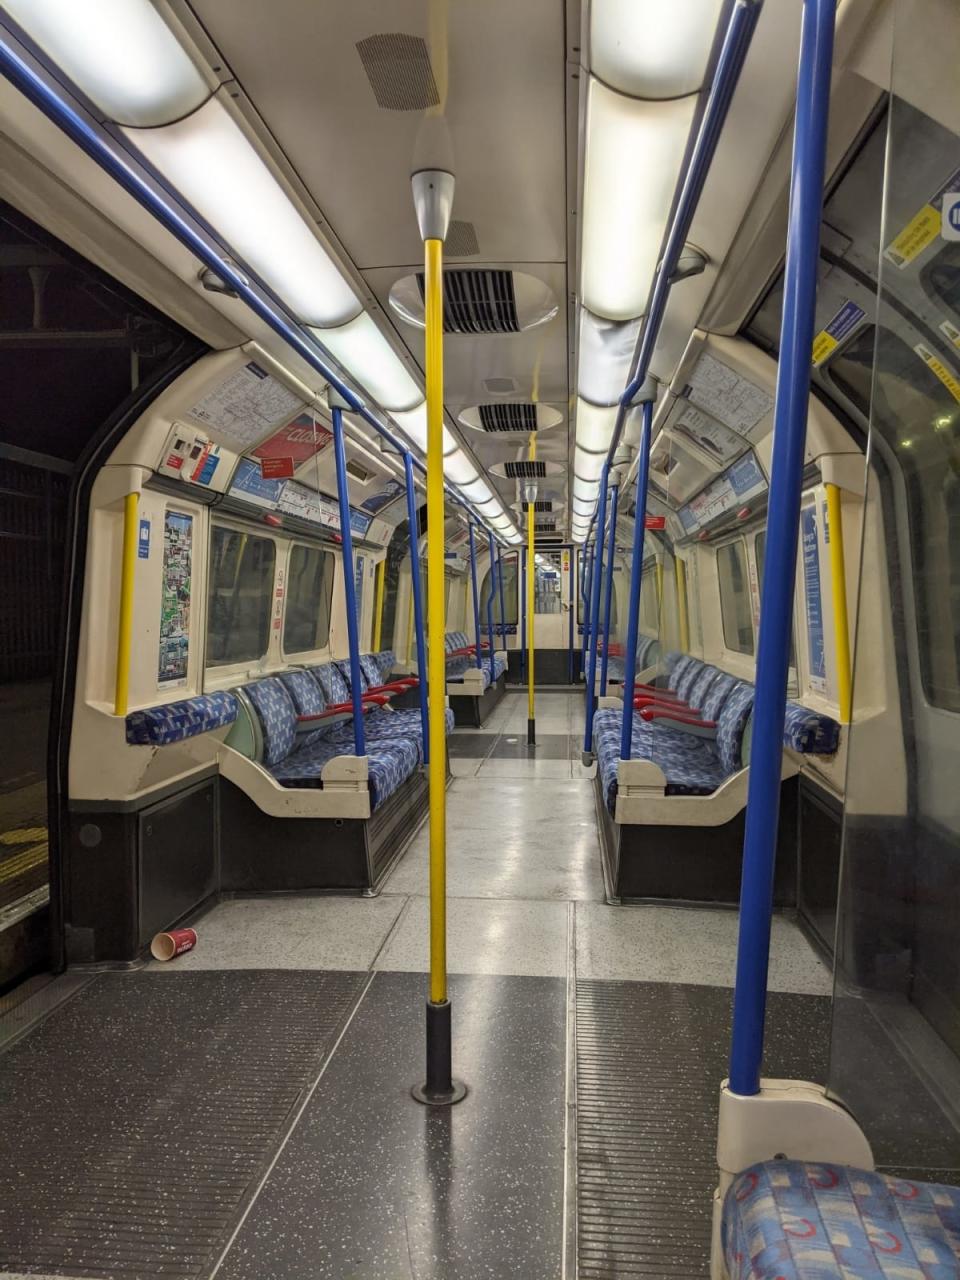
0;691;834;1280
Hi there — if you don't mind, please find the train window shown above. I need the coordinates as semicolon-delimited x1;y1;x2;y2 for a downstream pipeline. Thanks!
919;243;960;332
639;563;658;632
717;539;754;655
284;544;334;655
480;559;519;623
206;526;276;667
831;324;960;710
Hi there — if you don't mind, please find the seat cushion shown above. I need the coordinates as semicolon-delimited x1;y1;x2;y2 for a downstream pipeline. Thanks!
269;733;420;809
335;658;368;694
701;672;740;721
723;1160;960;1280
783;702;841;755
371;650;397;682
359;654;382;689
243;679;297;766
716;681;755;775
126;692;237;746
593;708;725;811
310;662;351;706
674;658;707;702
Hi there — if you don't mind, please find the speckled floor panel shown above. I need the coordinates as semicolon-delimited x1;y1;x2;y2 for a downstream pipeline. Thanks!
575;981;831;1279
215;971;567;1280
0;970;365;1278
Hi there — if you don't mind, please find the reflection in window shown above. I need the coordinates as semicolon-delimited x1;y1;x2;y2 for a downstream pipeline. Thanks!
206;526;275;666
534;555;563;615
284;544;334;654
480;555;519;624
919;242;960;331
830;325;960;710
717;539;754;655
639;562;658;632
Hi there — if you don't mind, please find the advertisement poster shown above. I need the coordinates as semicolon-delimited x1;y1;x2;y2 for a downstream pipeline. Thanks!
158;511;192;686
252;412;332;465
801;504;826;691
361;479;406;515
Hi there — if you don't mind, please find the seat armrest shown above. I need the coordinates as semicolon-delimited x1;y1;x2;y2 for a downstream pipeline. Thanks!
362;692;392;706
370;679;418;693
638;707;717;738
633;694;691;710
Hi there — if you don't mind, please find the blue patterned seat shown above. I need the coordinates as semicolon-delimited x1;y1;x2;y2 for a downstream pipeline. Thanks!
126;692;238;746
241;676;421;810
723;1161;960;1279
783;702;841;754
593;677;753;811
333;659;453;748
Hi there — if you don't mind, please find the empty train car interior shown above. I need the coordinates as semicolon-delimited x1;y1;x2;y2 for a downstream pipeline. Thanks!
0;0;958;1276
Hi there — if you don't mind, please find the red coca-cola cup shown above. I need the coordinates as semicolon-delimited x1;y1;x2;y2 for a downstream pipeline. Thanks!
150;927;197;961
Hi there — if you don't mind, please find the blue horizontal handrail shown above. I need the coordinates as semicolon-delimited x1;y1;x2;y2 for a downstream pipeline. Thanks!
0;31;512;540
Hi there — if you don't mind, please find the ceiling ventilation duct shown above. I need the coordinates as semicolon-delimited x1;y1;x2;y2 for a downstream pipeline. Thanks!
355;33;440;110
390;270;557;333
461;402;563;434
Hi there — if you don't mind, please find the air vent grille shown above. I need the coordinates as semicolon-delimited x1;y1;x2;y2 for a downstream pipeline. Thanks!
416;269;519;334
477;404;538;433
534;522;557;534
446;220;479;258
356;34;440;110
345;459;373;483
522;500;554;513
504;461;546;479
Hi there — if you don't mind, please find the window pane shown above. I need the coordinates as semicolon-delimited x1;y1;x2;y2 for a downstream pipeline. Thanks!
534;555;563;615
284;544;334;654
717;540;754;654
480;556;519;624
206;526;275;666
832;325;960;710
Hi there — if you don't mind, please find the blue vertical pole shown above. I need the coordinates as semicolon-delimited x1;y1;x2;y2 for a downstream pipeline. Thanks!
580;544;593;673
568;545;575;684
486;530;497;685
582;463;610;756
496;542;507;643
467;521;483;670
404;451;430;764
520;553;527;682
331;404;365;756
599;484;619;696
620;401;654;762
729;0;836;1098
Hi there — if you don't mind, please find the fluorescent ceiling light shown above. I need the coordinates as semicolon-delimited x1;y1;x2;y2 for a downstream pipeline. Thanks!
581;80;696;321
574;475;601;506
3;0;209;127
125;96;360;325
578;311;642;407
575;398;619;454
457;477;495;505
443;449;480;486
590;0;724;99
311;314;421;412
489;514;513;531
575;446;606;483
392;403;457;456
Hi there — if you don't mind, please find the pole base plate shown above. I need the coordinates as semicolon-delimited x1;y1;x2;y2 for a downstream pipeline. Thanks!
581;750;594;767
411;1079;468;1107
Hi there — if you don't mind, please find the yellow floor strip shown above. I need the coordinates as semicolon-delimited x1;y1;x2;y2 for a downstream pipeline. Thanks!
0;843;48;884
0;825;47;846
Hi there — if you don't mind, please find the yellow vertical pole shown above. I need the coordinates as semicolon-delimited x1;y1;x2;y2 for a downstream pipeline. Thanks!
526;434;536;741
825;483;853;722
424;235;447;1008
372;558;386;651
676;556;690;653
114;491;139;716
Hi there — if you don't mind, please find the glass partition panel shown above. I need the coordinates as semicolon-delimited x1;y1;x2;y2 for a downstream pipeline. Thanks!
828;0;960;1177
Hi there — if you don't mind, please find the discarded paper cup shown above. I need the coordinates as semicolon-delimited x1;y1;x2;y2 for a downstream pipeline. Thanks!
150;927;197;961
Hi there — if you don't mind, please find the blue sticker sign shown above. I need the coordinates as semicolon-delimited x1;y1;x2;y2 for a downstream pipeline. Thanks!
229;457;288;509
137;518;151;559
801;504;826;690
361;479;406;515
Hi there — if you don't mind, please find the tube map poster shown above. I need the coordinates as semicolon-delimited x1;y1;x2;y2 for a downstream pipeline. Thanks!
158;511;193;686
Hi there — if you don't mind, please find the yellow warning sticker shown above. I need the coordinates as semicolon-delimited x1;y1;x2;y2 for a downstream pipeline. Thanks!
915;343;960;403
884;204;941;269
940;319;960;351
811;300;865;367
884;166;960;269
